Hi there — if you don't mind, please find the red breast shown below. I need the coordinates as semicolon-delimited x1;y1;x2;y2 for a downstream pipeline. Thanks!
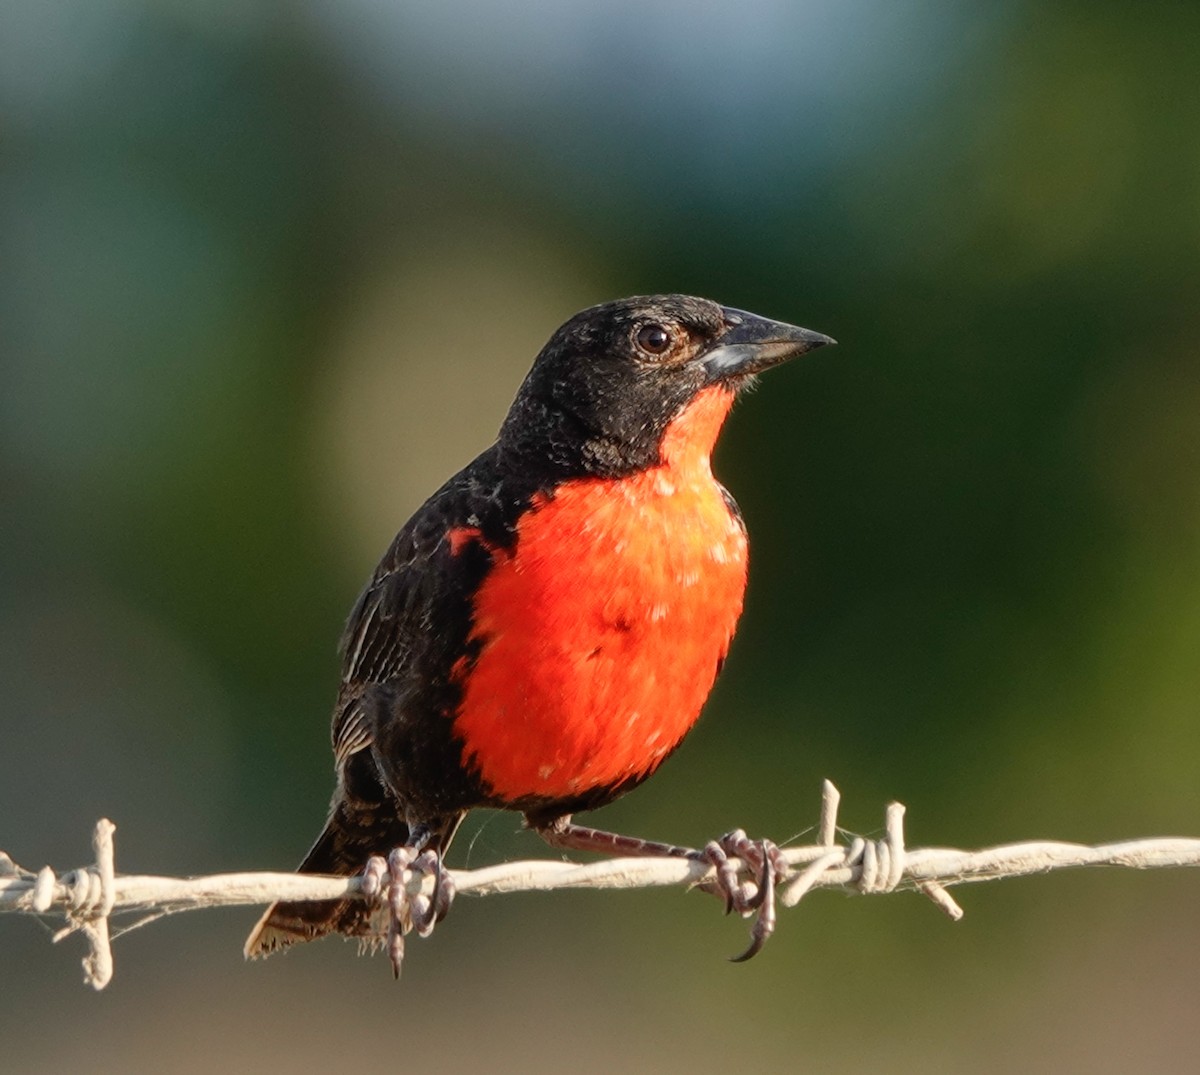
451;385;748;801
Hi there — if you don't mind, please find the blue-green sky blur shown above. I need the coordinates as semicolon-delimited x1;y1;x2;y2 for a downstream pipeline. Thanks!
4;2;1200;1071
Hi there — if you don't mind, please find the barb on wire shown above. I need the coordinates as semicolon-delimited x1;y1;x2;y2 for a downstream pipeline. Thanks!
4;778;1200;990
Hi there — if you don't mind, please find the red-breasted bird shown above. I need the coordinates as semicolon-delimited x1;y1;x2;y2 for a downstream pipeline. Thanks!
245;295;833;970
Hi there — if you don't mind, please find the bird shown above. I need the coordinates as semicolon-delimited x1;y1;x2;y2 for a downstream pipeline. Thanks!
245;294;834;972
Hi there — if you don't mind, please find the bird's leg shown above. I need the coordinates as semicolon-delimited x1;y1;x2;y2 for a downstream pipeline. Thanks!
359;823;456;978
535;817;699;859
533;817;786;961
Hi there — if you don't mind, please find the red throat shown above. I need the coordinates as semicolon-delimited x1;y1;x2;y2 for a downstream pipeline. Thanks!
451;386;748;803
657;383;736;471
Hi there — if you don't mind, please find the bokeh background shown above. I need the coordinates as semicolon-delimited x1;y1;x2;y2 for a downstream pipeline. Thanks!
4;2;1200;1071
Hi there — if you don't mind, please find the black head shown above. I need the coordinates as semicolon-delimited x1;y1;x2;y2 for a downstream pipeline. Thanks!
497;295;834;479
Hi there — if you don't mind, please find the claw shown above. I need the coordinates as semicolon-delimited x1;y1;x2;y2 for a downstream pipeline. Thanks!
729;844;779;963
696;830;787;962
386;847;415;977
387;920;405;979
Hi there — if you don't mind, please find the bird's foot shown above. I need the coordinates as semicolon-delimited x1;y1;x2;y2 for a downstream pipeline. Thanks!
532;815;787;962
694;829;789;962
360;846;456;978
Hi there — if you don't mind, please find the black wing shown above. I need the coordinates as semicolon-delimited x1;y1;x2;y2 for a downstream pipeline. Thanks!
330;447;522;769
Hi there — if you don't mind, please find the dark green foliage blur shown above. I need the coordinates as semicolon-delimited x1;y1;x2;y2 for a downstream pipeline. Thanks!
4;3;1200;1071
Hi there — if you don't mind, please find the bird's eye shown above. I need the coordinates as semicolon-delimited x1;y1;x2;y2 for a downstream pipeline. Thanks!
635;323;673;356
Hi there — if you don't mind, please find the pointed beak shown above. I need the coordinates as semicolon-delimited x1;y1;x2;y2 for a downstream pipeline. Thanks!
698;307;835;382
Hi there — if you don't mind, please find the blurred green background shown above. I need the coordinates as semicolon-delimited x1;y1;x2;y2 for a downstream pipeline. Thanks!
4;1;1200;1071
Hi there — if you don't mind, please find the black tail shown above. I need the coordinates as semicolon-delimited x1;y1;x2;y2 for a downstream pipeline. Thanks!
244;797;411;960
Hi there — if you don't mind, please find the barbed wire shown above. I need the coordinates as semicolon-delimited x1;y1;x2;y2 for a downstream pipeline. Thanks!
4;780;1200;990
